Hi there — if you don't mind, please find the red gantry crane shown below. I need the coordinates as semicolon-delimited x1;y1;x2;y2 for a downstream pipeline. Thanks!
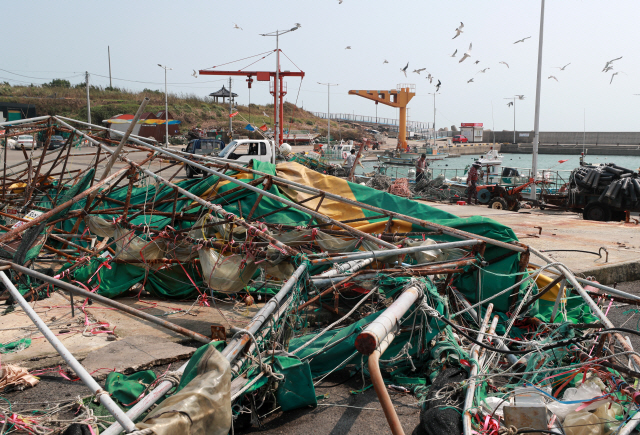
199;50;304;146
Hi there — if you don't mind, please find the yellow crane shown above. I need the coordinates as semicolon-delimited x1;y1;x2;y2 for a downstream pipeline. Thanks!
348;84;415;150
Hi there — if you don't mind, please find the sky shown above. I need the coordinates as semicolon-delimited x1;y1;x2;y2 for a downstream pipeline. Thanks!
2;0;639;132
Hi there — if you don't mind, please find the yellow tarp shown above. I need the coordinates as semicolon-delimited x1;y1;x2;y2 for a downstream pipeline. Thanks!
275;162;413;234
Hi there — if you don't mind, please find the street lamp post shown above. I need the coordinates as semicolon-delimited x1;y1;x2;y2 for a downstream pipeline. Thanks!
428;92;439;147
504;96;518;144
530;0;546;201
260;24;300;148
318;82;338;146
157;64;172;147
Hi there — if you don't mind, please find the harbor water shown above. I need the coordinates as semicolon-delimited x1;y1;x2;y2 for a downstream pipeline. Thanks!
357;152;640;182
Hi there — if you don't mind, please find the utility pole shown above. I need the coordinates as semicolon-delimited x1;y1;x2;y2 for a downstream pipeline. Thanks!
318;82;339;146
261;24;299;147
228;77;233;136
375;101;378;126
108;46;112;88
530;0;546;201
85;72;91;135
583;108;586;154
504;96;518;144
513;97;516;144
157;64;172;147
428;92;439;147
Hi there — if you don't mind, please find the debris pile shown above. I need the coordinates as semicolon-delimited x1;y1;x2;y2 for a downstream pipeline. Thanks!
573;163;640;208
1;111;639;435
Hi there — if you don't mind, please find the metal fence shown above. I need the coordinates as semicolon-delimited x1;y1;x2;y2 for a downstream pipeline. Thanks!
310;112;430;133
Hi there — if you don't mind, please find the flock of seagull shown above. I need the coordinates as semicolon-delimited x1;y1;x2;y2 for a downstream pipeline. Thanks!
370;21;626;104
227;19;626;101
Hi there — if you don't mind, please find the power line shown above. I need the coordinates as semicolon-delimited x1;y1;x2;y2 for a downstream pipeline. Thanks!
0;68;84;80
89;72;228;86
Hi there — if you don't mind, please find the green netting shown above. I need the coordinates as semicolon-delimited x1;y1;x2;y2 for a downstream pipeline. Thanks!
70;259;206;299
47;168;95;222
47;160;524;306
104;370;157;409
290;277;445;378
532;294;599;324
0;337;31;354
72;259;145;298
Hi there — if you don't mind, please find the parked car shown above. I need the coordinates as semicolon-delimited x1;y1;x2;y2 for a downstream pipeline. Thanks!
11;135;36;150
182;138;225;178
47;135;67;150
453;135;468;143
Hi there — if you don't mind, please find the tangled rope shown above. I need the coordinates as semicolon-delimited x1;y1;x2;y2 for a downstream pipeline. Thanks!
365;173;393;191
388;178;413;198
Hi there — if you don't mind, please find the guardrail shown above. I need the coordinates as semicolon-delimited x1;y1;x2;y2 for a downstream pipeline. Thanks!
311;112;430;132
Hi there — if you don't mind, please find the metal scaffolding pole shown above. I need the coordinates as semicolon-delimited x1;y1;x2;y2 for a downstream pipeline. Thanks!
0;270;137;433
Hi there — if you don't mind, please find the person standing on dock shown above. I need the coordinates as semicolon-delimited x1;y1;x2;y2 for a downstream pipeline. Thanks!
343;149;363;173
467;162;481;205
415;153;428;183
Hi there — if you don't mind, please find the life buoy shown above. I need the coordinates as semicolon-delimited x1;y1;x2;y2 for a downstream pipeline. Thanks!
342;151;349;159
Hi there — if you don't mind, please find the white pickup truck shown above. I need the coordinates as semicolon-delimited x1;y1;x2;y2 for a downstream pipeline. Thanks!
184;138;281;178
218;139;276;164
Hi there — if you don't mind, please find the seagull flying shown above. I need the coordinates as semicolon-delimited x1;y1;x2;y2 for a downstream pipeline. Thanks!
610;72;619;84
602;56;622;72
383;59;389;64
553;63;571;71
338;0;343;3
516;95;525;100
474;60;480;64
467;78;474;83
499;61;509;68
507;101;514;107
450;49;457;58
477;68;490;74
345;46;351;49
233;23;243;30
459;43;472;63
401;62;409;77
413;68;426;74
603;66;614;72
435;80;441;92
514;36;531;44
548;75;558;82
453;23;464;39
427;73;433;83
262;111;268;117
191;70;198;78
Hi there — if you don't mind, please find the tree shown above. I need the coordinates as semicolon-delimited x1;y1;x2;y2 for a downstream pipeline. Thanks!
43;79;71;88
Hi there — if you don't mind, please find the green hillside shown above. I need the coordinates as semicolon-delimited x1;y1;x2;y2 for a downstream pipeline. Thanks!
0;80;367;142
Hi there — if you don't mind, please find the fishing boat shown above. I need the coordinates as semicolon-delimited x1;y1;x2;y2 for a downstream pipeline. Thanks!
282;130;320;145
475;147;503;167
378;146;447;165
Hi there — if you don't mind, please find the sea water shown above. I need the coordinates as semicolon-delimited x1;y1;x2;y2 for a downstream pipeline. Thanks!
357;153;640;181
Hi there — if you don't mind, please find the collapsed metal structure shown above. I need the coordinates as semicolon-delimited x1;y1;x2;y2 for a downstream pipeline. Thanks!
2;106;640;434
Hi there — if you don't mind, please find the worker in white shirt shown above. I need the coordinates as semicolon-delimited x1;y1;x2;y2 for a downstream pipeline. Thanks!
343;149;364;172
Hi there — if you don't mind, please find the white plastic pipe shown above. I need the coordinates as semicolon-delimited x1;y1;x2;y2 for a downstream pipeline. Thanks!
0;271;137;433
463;303;494;435
312;240;481;265
355;284;423;355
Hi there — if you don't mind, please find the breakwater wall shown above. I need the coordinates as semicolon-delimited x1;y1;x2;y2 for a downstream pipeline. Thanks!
500;143;640;156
